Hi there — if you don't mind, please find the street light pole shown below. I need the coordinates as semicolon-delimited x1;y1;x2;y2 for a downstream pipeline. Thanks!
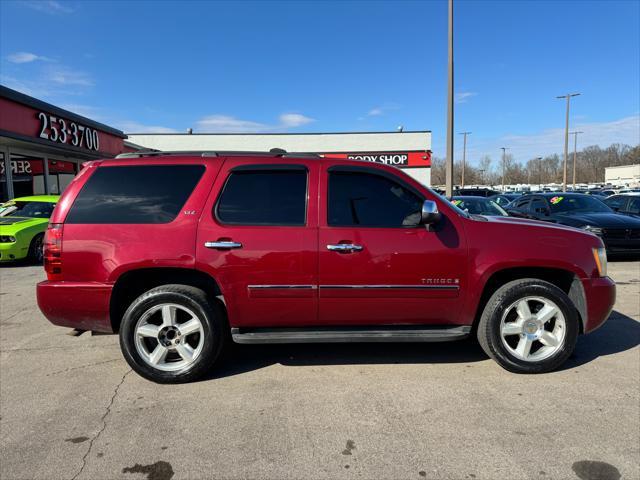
534;156;543;190
459;131;471;187
570;131;583;190
445;0;454;197
501;147;508;191
556;93;580;192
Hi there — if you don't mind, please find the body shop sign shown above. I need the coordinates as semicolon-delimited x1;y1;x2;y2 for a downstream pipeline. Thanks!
322;151;431;168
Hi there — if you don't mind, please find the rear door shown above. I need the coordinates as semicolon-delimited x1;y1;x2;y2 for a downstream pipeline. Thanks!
318;164;467;326
195;158;319;328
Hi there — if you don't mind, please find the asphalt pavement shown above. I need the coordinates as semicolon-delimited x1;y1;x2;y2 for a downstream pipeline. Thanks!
1;261;638;480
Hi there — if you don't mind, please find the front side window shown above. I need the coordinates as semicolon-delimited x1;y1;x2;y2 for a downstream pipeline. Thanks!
66;165;205;224
328;171;423;227
605;196;626;211
627;197;640;214
215;169;307;225
531;198;549;214
514;198;531;210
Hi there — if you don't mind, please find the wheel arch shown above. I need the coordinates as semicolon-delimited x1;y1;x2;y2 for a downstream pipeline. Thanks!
471;266;587;334
109;267;223;333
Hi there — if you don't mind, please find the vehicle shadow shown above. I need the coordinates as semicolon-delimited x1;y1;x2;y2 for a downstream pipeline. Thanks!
562;310;640;369
206;338;487;381
205;310;639;381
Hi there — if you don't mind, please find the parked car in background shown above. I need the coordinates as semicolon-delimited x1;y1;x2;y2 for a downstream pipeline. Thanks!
450;196;509;216
603;193;640;217
453;188;500;197
0;195;59;263
489;193;522;207
507;193;640;255
37;152;615;383
598;189;618;197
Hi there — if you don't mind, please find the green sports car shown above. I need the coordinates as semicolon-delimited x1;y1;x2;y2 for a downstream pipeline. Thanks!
0;195;59;263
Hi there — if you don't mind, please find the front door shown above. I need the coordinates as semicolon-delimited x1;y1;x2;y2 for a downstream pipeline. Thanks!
196;158;319;328
318;165;467;326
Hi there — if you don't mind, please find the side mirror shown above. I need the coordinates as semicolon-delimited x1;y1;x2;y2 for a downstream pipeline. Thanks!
421;200;442;227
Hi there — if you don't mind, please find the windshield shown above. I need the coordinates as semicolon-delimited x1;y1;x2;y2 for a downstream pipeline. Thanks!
0;201;56;218
547;195;611;214
451;198;508;216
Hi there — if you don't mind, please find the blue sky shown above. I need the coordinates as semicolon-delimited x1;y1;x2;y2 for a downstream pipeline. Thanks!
1;0;639;164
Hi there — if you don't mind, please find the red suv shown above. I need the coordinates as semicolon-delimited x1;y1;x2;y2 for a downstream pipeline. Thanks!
37;152;615;383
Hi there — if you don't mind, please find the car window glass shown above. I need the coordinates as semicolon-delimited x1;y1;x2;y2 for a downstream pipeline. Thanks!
605;196;626;210
328;171;423;227
547;195;611;213
531;198;548;214
628;197;640;214
514;198;531;210
216;170;307;225
1;201;54;218
66;165;205;224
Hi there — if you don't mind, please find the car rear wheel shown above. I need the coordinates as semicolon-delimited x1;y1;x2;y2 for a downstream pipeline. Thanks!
28;233;44;263
477;279;579;374
119;285;226;383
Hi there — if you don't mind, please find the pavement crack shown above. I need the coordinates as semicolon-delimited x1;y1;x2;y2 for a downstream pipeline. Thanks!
70;369;132;480
47;358;122;376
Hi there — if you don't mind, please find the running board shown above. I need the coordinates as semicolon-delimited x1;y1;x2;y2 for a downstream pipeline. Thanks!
231;326;471;344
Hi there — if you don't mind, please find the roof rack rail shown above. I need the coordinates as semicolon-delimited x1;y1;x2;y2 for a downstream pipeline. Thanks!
115;149;322;159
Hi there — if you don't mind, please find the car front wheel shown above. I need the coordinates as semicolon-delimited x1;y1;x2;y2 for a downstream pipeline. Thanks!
477;279;579;374
119;285;226;383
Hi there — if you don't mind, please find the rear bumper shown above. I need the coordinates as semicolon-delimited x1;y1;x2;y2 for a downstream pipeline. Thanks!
37;281;114;333
582;276;616;333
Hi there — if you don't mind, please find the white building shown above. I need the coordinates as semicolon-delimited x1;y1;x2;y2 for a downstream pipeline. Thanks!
126;131;433;186
605;164;640;187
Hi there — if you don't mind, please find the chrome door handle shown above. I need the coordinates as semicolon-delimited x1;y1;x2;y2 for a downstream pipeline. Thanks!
327;244;363;253
205;241;243;249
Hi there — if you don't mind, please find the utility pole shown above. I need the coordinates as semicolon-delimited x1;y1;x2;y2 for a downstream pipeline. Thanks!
445;0;454;197
534;156;543;190
501;147;508;191
459;131;471;187
556;93;580;192
570;131;583;190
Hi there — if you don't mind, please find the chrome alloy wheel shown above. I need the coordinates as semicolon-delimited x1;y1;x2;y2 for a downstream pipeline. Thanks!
134;303;205;372
500;296;566;362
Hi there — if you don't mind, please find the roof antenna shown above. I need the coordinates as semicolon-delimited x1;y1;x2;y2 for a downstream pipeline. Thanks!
269;148;287;155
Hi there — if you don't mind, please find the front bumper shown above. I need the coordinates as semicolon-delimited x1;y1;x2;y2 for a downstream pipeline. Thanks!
582;276;616;333
37;281;114;332
0;242;28;262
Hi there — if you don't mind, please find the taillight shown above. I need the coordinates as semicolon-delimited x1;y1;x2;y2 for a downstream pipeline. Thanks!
44;223;63;281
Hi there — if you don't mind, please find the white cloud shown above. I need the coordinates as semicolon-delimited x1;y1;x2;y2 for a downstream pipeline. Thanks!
196;113;315;133
196;115;268;133
23;1;74;14
364;102;400;118
117;121;178;134
7;52;52;64
464;115;640;163
45;66;93;87
279;113;314;128
455;92;477;104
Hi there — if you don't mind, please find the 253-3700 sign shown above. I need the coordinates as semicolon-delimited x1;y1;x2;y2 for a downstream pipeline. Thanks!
37;112;100;151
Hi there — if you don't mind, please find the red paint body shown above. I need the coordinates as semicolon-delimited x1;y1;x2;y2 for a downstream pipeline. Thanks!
37;155;615;335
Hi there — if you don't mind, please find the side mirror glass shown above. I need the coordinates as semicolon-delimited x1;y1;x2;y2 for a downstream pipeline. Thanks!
421;200;442;226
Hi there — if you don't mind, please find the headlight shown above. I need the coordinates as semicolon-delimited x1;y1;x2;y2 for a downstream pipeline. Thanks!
0;235;16;243
583;225;604;235
592;247;607;277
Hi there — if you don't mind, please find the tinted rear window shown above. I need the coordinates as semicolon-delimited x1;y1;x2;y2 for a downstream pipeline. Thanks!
66;165;205;224
215;170;307;225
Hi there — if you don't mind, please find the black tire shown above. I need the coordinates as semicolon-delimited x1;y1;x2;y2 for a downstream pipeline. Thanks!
28;233;44;264
119;284;227;384
477;278;579;374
